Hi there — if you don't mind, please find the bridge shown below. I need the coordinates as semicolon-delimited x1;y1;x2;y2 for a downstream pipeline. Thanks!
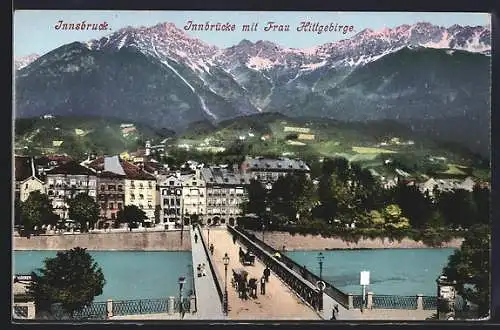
194;225;436;321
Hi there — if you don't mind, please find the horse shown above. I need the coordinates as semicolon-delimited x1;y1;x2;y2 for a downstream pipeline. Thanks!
248;278;258;298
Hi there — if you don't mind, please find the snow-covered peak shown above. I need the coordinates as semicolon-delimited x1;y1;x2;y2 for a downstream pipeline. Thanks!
14;53;40;70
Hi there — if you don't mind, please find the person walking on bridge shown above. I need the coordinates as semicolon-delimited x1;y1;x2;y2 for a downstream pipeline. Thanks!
260;276;266;295
263;266;270;282
209;243;214;255
194;233;198;244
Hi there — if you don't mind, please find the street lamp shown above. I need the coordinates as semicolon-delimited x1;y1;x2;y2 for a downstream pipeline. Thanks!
178;276;186;318
223;253;230;315
317;252;325;280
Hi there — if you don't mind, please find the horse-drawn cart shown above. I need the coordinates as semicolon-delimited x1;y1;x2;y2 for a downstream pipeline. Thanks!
238;247;255;266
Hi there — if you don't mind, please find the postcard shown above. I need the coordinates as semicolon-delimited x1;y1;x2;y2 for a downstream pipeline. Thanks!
12;10;491;322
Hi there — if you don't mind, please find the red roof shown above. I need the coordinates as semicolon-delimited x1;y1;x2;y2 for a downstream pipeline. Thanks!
121;160;155;180
86;156;154;180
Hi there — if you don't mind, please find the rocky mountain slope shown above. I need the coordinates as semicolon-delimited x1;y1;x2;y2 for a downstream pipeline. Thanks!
14;22;491;156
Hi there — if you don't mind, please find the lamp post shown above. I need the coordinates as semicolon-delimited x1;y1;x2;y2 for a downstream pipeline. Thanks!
317;252;325;280
178;276;186;318
223;253;230;315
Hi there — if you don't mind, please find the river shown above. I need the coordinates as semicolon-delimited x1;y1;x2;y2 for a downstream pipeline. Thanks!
13;251;194;302
286;248;456;296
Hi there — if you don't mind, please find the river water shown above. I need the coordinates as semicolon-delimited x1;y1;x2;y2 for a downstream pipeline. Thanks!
13;248;455;301
13;251;194;302
286;248;456;296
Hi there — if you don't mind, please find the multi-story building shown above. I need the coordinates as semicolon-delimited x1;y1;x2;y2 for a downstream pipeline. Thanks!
14;156;44;202
122;161;157;224
201;167;250;226
45;161;97;219
86;156;156;226
158;173;184;228
181;169;206;224
241;156;310;186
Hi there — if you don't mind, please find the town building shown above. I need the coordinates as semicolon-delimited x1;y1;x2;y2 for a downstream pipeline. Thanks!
86;156;157;225
158;173;185;228
121;161;157;224
14;156;44;202
44;161;97;220
87;156;127;227
34;155;72;175
417;176;477;198
157;170;206;229
241;156;310;186
181;169;206;224
201;167;250;226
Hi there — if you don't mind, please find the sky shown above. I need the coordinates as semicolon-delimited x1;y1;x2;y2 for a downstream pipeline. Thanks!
13;11;490;57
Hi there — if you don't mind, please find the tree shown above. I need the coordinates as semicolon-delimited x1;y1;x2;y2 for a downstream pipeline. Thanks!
368;210;386;229
389;182;434;229
117;205;147;230
241;179;268;218
443;224;490;318
436;189;477;228
472;185;489;225
67;193;100;232
382;204;410;230
28;247;105;318
20;191;58;235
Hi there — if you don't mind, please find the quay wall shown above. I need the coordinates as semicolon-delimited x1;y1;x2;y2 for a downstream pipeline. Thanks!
248;231;463;251
13;230;191;251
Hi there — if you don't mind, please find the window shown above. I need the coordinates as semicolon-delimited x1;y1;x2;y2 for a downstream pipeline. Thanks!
118;185;123;191
111;213;116;219
109;203;114;209
193;181;197;186
101;185;105;191
117;203;123;210
25;183;28;189
131;194;135;200
169;181;174;185
140;194;144;199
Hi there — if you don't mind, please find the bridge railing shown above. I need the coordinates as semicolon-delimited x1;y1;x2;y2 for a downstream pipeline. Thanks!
228;225;323;312
237;227;349;309
351;294;437;310
196;225;225;311
49;297;190;320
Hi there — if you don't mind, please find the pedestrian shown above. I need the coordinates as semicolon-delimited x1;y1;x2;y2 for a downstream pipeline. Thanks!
330;304;339;320
263;267;270;282
233;235;237;244
260;276;266;295
197;264;202;277
194;233;198;243
202;263;207;276
210;244;214;255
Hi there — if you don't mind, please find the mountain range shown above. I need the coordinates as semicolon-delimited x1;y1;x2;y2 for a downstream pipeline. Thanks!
14;22;491;156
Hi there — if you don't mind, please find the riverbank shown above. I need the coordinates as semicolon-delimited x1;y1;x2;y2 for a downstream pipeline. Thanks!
13;230;191;251
248;231;463;250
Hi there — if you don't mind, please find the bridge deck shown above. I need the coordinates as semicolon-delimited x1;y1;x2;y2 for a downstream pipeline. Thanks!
190;227;225;320
202;228;320;320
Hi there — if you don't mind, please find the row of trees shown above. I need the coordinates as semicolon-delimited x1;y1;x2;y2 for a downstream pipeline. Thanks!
15;191;149;235
241;156;489;234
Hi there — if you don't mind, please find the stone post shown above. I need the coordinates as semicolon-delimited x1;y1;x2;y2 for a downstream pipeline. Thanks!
106;299;113;318
367;292;373;310
27;302;36;319
417;294;423;310
167;296;175;315
348;293;353;309
190;295;197;313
